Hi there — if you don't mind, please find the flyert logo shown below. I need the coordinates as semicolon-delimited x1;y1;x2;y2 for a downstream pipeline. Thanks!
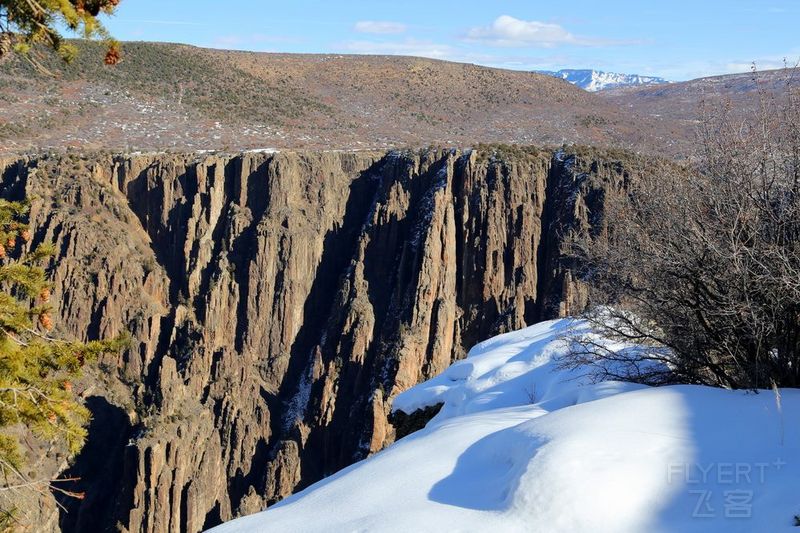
667;459;787;520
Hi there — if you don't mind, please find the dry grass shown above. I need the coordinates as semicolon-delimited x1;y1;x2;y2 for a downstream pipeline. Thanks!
0;40;794;156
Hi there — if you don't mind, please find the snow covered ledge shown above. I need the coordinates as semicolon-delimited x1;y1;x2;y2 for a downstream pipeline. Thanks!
212;318;800;533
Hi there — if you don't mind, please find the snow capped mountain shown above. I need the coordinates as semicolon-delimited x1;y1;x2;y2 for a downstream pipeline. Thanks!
540;69;669;92
212;318;800;533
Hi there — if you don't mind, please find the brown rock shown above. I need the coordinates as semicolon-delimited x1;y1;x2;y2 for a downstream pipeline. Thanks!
0;146;648;532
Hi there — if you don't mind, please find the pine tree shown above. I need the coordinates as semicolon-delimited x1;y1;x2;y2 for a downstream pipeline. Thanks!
0;0;122;66
0;199;124;527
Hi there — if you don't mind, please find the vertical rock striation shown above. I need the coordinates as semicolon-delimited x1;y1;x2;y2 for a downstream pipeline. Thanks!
0;146;637;532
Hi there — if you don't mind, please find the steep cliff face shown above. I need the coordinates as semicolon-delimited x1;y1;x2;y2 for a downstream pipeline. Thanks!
0;147;635;532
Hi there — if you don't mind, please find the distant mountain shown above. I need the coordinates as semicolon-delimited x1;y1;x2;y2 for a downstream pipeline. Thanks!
539;69;668;92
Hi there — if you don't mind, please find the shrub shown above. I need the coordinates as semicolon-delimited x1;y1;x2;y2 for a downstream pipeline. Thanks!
568;68;800;389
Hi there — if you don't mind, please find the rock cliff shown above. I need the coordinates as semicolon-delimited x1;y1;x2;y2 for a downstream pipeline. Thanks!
0;146;640;532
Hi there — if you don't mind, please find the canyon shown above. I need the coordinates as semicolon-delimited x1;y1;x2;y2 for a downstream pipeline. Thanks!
0;145;658;531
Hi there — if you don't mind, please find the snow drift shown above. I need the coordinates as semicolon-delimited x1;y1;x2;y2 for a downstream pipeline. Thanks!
212;319;800;532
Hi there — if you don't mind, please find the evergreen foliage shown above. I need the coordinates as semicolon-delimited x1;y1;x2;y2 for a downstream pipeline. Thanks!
0;0;121;67
0;199;124;526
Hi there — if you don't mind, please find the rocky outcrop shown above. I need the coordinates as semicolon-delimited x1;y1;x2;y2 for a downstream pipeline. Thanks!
0;146;639;532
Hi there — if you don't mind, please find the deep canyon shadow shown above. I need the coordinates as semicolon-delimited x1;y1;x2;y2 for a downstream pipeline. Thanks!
55;395;132;533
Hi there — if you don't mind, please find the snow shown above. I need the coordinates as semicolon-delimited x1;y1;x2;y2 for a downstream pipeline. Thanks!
539;69;668;92
281;352;314;432
212;318;800;533
242;148;280;154
392;318;645;417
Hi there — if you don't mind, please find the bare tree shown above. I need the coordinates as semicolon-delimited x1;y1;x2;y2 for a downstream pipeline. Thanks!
567;67;800;389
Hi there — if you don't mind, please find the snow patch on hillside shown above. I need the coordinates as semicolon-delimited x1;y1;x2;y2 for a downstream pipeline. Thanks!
213;318;800;533
392;319;645;417
539;69;668;92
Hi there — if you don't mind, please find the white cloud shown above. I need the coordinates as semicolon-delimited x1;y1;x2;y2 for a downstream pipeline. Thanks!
354;21;408;35
613;51;800;82
342;39;455;59
120;19;205;26
464;15;632;48
210;34;302;50
338;38;576;72
725;55;800;74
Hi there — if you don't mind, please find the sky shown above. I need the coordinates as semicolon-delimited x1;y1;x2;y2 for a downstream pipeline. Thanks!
100;1;800;81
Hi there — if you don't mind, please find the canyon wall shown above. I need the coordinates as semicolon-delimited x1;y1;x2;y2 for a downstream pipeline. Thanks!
0;147;632;532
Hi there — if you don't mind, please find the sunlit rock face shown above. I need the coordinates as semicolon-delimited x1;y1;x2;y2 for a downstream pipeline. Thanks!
0;146;635;532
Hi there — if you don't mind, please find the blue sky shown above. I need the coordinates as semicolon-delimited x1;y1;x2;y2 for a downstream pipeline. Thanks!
101;1;799;81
